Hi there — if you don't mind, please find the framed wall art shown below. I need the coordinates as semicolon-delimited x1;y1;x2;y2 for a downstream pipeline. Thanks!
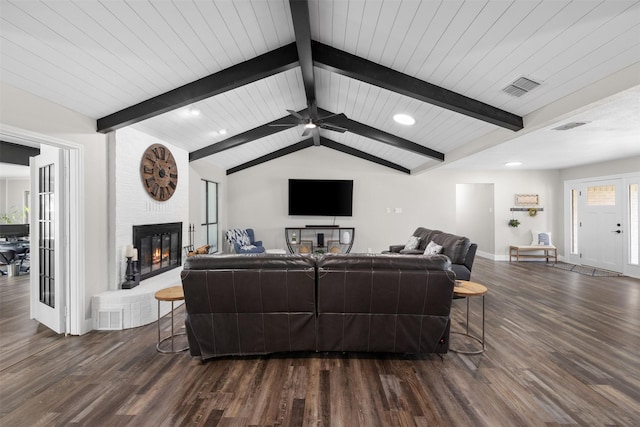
515;194;539;206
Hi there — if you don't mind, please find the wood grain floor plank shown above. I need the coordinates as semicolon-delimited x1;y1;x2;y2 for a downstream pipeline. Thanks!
2;259;640;426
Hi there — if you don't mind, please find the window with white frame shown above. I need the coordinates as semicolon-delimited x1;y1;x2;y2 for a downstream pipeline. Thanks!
200;179;218;252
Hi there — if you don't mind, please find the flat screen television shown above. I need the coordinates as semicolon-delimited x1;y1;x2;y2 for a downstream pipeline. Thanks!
288;179;353;216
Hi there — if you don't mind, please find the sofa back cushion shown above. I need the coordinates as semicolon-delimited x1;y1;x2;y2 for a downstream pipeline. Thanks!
431;233;471;265
181;254;317;358
315;254;455;354
412;227;442;250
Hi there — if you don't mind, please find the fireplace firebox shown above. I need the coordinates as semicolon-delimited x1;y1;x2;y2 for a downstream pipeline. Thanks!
133;222;182;281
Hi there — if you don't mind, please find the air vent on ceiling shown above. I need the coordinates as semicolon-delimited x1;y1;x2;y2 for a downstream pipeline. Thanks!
552;122;588;131
502;77;541;97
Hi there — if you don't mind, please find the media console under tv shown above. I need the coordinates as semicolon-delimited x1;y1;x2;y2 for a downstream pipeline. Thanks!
285;226;354;255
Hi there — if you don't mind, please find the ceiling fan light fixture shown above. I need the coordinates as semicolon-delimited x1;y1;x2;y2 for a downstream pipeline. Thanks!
305;123;316;129
393;114;415;125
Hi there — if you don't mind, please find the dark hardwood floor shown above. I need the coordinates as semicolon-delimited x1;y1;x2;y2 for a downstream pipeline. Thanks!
1;258;639;426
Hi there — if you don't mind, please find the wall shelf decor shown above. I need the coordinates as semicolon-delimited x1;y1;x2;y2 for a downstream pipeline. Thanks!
510;208;544;212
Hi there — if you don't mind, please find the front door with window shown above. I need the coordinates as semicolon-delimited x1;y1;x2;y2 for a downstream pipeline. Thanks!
30;147;66;333
579;179;624;272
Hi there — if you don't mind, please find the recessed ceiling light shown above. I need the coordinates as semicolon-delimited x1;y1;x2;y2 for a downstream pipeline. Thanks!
188;107;201;116
505;161;522;167
552;122;588;131
219;129;227;135
393;114;415;125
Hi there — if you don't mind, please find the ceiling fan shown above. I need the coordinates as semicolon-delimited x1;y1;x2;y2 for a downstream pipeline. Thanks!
269;110;349;139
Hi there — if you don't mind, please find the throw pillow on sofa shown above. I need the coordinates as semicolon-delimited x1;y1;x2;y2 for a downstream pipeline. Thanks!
424;241;443;255
404;235;421;250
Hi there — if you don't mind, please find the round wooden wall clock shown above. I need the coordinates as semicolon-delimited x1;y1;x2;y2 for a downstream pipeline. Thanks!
140;143;178;201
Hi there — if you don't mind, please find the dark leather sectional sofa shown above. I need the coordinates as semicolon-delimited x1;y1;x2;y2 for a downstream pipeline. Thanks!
386;227;478;281
181;253;456;360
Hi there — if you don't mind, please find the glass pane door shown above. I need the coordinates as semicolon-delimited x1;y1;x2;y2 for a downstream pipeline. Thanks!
39;164;55;308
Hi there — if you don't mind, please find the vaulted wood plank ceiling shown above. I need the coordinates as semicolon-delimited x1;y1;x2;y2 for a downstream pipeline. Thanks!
1;0;638;173
96;0;522;174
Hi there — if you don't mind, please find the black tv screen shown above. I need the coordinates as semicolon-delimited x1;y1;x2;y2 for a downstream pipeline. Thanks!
288;179;353;216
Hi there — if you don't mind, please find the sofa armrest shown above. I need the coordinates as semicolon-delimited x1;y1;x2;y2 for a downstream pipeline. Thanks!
464;243;478;272
388;244;404;253
399;249;424;255
252;240;263;247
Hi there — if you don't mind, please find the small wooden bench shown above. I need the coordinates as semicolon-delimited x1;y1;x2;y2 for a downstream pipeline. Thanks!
509;245;557;263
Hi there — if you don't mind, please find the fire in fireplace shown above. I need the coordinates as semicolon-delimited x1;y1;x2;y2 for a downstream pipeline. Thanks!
133;222;182;281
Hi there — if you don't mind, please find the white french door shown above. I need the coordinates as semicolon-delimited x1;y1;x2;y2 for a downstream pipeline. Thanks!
579;179;624;272
30;146;67;333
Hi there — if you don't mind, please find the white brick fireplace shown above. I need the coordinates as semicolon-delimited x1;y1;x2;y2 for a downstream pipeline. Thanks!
92;128;190;330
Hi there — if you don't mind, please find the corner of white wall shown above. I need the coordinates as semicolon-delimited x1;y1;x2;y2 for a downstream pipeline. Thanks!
111;128;190;289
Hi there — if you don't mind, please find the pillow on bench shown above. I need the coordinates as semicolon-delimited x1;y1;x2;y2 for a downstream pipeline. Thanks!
531;230;552;246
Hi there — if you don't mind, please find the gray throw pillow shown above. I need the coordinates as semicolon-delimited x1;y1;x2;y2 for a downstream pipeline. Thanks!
404;235;421;250
424;241;443;255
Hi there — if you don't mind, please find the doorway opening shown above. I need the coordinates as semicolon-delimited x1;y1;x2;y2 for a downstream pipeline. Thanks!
565;174;640;278
1;126;83;334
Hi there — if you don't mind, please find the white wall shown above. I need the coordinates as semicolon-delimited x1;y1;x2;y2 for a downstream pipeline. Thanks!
109;128;190;290
189;160;228;251
226;147;560;258
0;178;29;223
0;82;108;333
560;155;640;181
457;183;495;256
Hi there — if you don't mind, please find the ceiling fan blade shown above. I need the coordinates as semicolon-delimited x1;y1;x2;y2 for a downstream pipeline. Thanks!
286;109;305;120
319;123;348;133
316;113;348;124
301;127;312;137
268;123;297;127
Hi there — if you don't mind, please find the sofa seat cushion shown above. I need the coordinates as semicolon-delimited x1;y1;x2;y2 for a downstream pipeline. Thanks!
432;233;471;265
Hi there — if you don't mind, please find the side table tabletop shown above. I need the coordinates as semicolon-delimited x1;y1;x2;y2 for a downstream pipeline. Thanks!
154;285;188;354
450;280;487;355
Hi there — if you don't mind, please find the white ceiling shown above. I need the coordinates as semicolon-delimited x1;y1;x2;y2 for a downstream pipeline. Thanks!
1;0;639;173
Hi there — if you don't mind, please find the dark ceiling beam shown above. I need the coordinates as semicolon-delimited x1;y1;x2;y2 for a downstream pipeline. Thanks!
227;136;409;175
97;43;299;133
289;0;319;121
312;41;523;132
289;1;316;109
320;137;410;174
190;109;307;161
227;139;314;175
318;108;444;161
193;107;443;163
